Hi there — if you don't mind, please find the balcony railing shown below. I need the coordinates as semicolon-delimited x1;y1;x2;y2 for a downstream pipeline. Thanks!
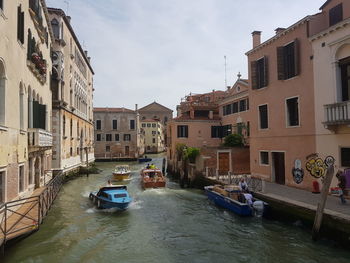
324;101;350;126
28;128;53;148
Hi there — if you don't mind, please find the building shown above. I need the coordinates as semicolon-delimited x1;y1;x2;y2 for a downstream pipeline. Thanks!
139;101;173;127
0;0;53;202
93;107;144;159
141;119;165;153
309;0;350;188
48;8;95;175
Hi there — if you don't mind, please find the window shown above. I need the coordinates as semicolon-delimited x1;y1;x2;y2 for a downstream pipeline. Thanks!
70;119;73;137
0;60;5;125
32;101;46;129
63;115;66;136
152;123;156;127
96;120;101;130
222;125;232;137
259;104;268;129
147;123;151;127
17;5;25;44
152;138;156;143
0;170;5;203
286;97;299;126
177;125;188;138
112;119;117;130
339;57;350;102
115;134;119;141
96;134;101;141
251;56;268;89
70;147;73;156
239;99;247;112
211;126;222;138
341;148;350;167
277;40;299;80
164;116;168;124
106;134;112;141
124;134;131;141
232;102;238;114
51;18;60;39
106;146;110;152
19;86;24;130
329;4;343;26
152;131;156;135
142;123;146;127
130;120;135;130
260;151;269;165
19;165;24;193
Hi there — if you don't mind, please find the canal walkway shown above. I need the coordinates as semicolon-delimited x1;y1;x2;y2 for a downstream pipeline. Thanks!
260;181;350;220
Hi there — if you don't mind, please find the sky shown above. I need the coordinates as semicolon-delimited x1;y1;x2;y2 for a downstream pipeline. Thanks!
46;0;325;113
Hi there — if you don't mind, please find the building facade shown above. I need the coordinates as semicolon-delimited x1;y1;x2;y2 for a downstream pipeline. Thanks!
93;107;144;159
48;8;95;174
309;0;350;188
141;119;165;153
0;0;53;202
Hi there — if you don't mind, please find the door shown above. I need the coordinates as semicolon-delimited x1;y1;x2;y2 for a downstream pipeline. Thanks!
272;152;285;185
125;146;129;156
218;152;230;175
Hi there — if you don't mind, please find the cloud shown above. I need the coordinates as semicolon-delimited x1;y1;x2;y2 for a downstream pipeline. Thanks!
46;0;324;113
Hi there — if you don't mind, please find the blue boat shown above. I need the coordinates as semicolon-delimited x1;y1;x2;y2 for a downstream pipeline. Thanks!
89;185;132;210
138;157;152;163
204;185;267;217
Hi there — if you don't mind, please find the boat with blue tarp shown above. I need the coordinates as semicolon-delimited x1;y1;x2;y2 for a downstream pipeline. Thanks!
89;185;132;210
204;185;268;217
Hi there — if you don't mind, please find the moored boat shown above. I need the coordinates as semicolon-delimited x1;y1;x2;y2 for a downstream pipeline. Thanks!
89;185;132;210
112;165;131;181
138;157;152;163
204;185;267;217
141;168;166;189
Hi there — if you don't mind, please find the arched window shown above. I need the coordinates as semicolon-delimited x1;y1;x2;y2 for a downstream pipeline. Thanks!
0;59;6;126
51;18;60;39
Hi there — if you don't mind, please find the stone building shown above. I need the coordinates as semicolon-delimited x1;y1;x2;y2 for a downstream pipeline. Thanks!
141;119;165;153
93;107;144;159
0;0;53;202
139;101;173;127
48;8;95;175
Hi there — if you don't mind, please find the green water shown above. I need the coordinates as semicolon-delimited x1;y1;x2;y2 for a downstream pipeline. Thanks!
4;156;350;263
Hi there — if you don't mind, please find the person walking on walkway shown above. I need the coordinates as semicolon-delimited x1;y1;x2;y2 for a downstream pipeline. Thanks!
336;170;347;204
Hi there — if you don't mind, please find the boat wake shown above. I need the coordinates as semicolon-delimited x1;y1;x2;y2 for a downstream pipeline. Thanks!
128;200;143;210
85;207;121;213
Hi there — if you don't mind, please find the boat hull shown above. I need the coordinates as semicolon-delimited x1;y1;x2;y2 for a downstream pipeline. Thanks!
204;187;253;216
142;181;166;189
138;158;152;163
112;173;131;181
89;192;131;210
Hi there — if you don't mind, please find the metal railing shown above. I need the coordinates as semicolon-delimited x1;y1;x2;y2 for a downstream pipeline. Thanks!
0;172;64;248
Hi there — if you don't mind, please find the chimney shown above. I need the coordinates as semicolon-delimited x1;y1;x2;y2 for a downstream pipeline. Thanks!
275;27;286;35
252;31;262;48
87;57;91;63
135;104;138;112
66;16;71;23
84;50;88;57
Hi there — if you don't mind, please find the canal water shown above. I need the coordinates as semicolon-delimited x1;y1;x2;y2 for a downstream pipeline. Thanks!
5;156;350;263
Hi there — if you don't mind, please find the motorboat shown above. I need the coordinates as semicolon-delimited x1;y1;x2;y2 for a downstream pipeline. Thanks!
141;168;166;189
89;185;132;210
112;165;131;181
204;185;268;217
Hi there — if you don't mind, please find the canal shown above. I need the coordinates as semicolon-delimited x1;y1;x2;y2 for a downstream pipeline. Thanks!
5;156;350;263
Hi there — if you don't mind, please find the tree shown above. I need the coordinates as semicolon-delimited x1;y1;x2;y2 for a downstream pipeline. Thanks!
223;133;244;147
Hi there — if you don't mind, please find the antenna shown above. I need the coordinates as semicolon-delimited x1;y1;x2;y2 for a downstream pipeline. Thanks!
224;55;227;88
64;0;70;15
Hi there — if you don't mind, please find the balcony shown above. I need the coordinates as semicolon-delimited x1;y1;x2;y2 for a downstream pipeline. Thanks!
28;129;53;148
324;101;350;127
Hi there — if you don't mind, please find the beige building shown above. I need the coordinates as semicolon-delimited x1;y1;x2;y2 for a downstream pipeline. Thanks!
93;107;144;159
48;8;95;174
141;119;165;153
0;0;53;203
139;102;173;126
309;0;350;188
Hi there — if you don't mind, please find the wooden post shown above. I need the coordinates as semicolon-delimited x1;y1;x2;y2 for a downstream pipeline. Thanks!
216;169;219;181
85;147;89;177
312;164;334;241
228;171;232;184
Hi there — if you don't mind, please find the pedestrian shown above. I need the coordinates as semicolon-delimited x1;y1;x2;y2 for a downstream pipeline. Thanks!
238;178;249;192
336;170;347;204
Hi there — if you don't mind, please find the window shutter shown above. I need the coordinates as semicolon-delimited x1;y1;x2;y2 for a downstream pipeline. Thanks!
39;104;46;129
177;125;181;137
277;46;285;80
185;126;188;137
251;60;257;89
293;38;300;76
33;101;39;128
263;56;268;87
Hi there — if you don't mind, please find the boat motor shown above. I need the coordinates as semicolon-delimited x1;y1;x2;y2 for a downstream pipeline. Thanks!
252;200;264;217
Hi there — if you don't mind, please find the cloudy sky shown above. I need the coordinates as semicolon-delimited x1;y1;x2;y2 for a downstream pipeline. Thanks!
46;0;325;113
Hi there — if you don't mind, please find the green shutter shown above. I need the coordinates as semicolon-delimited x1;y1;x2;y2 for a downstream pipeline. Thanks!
33;101;40;128
277;46;285;80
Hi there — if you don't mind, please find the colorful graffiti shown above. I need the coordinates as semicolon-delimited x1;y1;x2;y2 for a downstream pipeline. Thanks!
292;159;304;184
305;154;335;179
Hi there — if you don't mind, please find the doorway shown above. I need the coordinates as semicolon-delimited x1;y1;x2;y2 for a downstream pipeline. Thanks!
272;152;285;185
34;158;41;188
125;146;130;156
218;152;230;175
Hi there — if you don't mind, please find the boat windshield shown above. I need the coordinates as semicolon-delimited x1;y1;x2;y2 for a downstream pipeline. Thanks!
114;193;127;198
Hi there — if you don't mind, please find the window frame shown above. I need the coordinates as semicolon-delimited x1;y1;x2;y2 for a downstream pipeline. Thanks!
340;147;350;167
112;119;117;130
96;133;101;141
258;104;269;130
285;96;300;127
177;125;188;138
115;134;119;141
96;119;101;130
259;151;270;166
106;133;112;141
130;119;135;130
329;3;343;27
124;134;131;141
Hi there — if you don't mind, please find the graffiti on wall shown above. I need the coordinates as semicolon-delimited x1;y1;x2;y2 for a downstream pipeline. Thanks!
305;154;335;179
292;159;304;184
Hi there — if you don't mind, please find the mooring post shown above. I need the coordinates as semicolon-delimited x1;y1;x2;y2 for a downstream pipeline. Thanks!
228;171;232;184
85;147;89;177
312;164;334;241
216;169;219;181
